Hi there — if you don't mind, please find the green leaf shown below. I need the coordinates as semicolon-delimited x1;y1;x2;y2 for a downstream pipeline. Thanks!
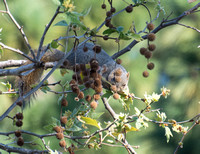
116;26;124;33
0;46;3;58
66;124;82;132
88;112;104;119
119;32;131;40
78;116;100;129
103;28;117;35
130;33;143;41
54;20;68;26
52;0;63;6
1;81;12;92
165;127;173;143
102;90;113;99
40;86;51;93
81;6;92;17
125;125;138;132
60;69;69;76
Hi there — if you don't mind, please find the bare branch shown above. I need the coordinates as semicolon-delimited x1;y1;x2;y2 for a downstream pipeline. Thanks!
0;63;35;76
37;6;61;60
0;143;48;154
1;0;36;60
0;60;26;68
0;42;35;62
177;22;200;33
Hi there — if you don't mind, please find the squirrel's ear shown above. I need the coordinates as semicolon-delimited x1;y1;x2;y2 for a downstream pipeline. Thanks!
127;72;130;79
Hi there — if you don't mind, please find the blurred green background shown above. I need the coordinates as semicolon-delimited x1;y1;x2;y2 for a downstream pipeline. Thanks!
0;0;199;153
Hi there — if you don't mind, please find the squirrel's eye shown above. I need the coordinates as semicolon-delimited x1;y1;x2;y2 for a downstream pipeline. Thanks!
122;84;126;87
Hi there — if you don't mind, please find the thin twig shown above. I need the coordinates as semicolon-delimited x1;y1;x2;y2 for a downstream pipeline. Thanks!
173;121;199;154
0;42;35;62
2;0;36;60
37;6;61;60
178;22;200;33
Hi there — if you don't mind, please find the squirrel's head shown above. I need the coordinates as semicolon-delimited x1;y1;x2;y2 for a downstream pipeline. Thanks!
108;67;130;94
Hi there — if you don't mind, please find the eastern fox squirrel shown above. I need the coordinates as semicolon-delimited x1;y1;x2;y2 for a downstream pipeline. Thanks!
18;42;129;99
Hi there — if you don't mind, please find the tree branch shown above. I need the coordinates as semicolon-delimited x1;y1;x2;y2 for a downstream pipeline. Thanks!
37;6;61;60
0;143;48;154
0;42;35;62
1;0;36;60
111;2;200;59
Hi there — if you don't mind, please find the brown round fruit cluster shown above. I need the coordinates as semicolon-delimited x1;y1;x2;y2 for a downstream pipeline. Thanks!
139;22;156;78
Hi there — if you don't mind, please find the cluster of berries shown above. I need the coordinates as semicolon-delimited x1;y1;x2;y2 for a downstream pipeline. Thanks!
14;112;24;146
140;23;156;77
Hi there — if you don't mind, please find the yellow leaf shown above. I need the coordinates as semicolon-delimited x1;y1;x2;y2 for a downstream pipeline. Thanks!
78;116;100;129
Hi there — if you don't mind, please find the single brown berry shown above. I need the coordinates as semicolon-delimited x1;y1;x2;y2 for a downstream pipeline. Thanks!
80;64;86;71
78;91;84;99
115;68;122;76
85;95;92;102
53;126;62;133
106;11;112;17
103;35;109;40
113;93;120;100
90;59;99;71
94;86;103;93
140;47;147;55
60;116;68;124
61;99;68;107
148;44;156;51
16;120;23;127
59;140;66;148
17;137;24;146
94;78;101;87
93;45;102;53
17;101;22;107
125;5;133;13
147;33;156;41
111;7;116;13
116;59;122;64
72;73;81;81
101;3;106;9
108;23;114;29
90;70;98;78
63;60;69;66
56;132;64;140
143;71;149;78
115;76;121;82
93;94;101;101
147;62;155;70
111;85;117;92
69;79;76;85
83;46;88;52
16;113;23;120
73;64;80;72
147;23;155;31
15;130;21;137
90;101;98;110
144;51;152;59
71;85;80;94
105;18;111;23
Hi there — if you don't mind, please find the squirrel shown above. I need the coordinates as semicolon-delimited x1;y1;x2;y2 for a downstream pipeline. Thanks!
18;42;129;101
